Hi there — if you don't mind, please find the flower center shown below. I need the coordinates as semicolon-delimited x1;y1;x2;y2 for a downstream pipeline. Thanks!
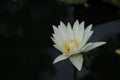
63;40;80;52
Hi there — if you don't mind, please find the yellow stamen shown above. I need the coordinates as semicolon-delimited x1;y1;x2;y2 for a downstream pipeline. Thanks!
115;49;120;55
74;40;79;47
63;40;80;52
83;2;90;8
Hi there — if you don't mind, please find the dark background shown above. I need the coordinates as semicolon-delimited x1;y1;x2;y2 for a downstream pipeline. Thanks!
0;0;120;80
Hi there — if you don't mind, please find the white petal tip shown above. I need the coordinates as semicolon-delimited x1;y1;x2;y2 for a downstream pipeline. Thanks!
75;65;82;71
52;25;56;28
53;55;69;65
80;21;85;27
88;24;93;28
101;42;106;45
78;68;82;71
53;61;57;64
75;19;79;23
60;21;64;24
75;66;82;71
70;54;83;71
81;21;85;24
53;59;59;64
52;25;58;31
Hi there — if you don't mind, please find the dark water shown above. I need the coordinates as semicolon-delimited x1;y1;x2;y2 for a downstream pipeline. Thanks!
0;0;120;80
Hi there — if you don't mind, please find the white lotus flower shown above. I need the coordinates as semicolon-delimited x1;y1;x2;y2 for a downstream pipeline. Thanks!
51;20;106;71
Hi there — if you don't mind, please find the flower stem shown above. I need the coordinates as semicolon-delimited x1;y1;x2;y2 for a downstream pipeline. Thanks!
73;66;78;80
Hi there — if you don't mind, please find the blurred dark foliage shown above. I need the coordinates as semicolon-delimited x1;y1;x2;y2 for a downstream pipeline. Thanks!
0;0;66;80
0;48;55;80
74;0;120;25
0;0;67;48
101;0;120;8
81;33;120;80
